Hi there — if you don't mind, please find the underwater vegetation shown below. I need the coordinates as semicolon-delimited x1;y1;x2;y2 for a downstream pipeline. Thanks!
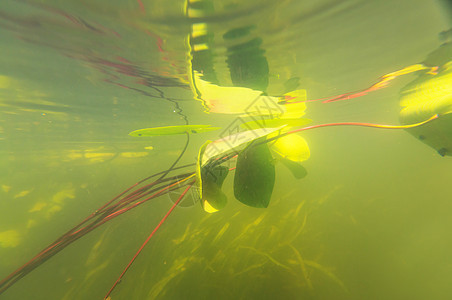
0;105;442;298
0;1;451;298
134;193;349;300
1;44;450;297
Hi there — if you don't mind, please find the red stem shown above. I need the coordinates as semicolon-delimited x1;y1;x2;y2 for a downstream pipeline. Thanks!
0;172;194;294
104;182;194;299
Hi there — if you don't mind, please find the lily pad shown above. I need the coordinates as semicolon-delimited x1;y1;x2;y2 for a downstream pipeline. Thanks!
129;125;220;137
202;126;285;166
240;118;312;130
399;60;452;156
234;138;275;208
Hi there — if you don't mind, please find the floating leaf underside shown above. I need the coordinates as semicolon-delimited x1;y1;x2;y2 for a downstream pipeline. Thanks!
196;141;212;200
203;165;229;188
270;134;310;162
193;71;265;114
240;118;312;130
202;126;285;166
197;141;229;213
280;158;308;179
280;89;307;119
234;139;275;208
201;165;229;213
129;125;221;137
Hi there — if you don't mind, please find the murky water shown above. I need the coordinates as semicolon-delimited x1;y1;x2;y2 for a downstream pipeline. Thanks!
1;0;452;299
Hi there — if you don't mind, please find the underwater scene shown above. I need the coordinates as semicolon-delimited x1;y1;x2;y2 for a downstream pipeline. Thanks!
1;0;452;299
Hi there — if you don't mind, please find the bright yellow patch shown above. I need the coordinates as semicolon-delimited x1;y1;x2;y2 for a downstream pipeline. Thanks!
84;152;115;161
46;205;62;219
203;199;219;213
28;202;48;212
52;186;75;204
400;68;452;120
193;43;209;52
193;71;275;114
0;75;12;89
1;184;11;193
13;190;32;198
0;230;21;248
66;151;83;160
281;89;307;119
271;134;310;162
191;23;208;38
27;219;37;229
120;152;149;158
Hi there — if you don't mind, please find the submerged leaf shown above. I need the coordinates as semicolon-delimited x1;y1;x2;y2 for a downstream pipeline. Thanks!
129;125;220;137
196;141;211;200
399;60;452;156
283;77;301;94
270;134;310;162
234;139;275;208
202;126;285;166
280;158;308;179
200;165;229;213
196;141;229;213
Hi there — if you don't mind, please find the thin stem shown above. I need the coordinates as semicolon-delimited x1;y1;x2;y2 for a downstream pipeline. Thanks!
206;114;440;169
158;132;190;181
104;182;194;299
0;172;195;295
265;114;439;144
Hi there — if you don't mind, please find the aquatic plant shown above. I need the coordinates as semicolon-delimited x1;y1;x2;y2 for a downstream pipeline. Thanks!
282;59;452;156
0;115;441;298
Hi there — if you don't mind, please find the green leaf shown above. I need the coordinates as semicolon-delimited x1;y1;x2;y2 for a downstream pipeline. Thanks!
129;125;220;137
202;126;285;166
283;77;301;93
234;139;275;208
280;158;308;179
196;141;229;213
196;141;211;200
200;165;229;213
203;165;229;188
240;118;312;130
270;133;310;162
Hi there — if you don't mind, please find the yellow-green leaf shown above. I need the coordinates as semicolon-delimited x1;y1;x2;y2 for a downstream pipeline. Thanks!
196;141;229;213
202;126;285;166
129;125;220;137
270;134;310;162
240;118;312;130
234;139;275;208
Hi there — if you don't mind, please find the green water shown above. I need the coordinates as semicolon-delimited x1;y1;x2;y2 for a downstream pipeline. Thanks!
1;0;451;299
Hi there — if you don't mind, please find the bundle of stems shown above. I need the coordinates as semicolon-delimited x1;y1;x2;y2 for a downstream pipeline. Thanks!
0;164;195;295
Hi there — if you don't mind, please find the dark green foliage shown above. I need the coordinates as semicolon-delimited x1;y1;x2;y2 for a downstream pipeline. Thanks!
234;140;275;208
201;165;229;211
280;158;308;179
283;77;301;93
202;165;229;188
